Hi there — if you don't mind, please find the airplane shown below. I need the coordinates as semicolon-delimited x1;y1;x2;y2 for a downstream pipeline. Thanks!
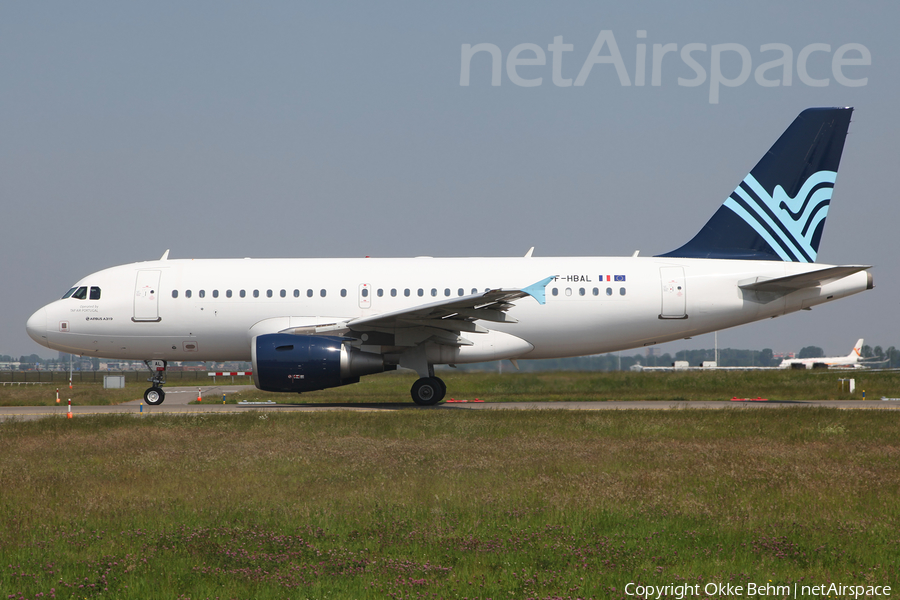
26;107;874;406
779;338;868;369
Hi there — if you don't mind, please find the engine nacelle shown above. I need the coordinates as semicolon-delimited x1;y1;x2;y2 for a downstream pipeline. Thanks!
251;333;388;393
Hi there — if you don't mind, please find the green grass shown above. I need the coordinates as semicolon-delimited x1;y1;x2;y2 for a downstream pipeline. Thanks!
221;369;896;404
1;409;898;598
0;382;143;407
2;368;896;407
0;379;253;407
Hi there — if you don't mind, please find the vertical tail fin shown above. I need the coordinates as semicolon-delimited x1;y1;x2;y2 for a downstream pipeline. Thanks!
850;338;864;359
661;107;853;262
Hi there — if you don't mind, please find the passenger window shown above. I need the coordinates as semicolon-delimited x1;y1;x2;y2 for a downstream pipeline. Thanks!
377;289;383;297
90;287;101;300
551;288;558;297
240;290;246;298
266;290;272;298
293;289;299;297
458;288;464;296
62;287;77;299
404;289;410;297
341;289;347;297
620;287;626;296
307;289;313;297
431;288;437;297
199;290;205;298
593;287;599;296
71;287;88;300
391;289;397;297
226;290;233;298
579;288;585;296
320;289;326;297
253;290;259;298
186;290;192;298
280;289;286;298
172;290;178;299
362;288;369;297
471;288;477;294
417;289;424;297
565;288;572;297
606;287;612;296
212;290;219;298
444;288;450;297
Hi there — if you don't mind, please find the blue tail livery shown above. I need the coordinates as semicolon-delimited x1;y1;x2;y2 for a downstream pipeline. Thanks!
661;107;853;262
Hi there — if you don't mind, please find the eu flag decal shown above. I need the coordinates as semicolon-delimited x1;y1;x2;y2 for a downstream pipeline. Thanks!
614;275;626;282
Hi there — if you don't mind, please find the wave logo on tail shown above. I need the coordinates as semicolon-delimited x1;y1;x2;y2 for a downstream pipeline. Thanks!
723;170;836;263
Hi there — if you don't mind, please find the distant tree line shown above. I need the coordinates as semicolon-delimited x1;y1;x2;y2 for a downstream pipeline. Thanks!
457;343;900;372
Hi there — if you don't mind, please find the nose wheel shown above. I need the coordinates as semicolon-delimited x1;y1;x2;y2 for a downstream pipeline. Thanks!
143;359;168;406
144;386;165;405
411;377;446;406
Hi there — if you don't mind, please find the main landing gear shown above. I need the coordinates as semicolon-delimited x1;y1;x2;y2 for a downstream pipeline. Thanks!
143;359;167;406
410;376;446;406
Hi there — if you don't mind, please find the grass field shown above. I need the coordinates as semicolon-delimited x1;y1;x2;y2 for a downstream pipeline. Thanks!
219;369;896;404
1;405;899;599
5;369;898;407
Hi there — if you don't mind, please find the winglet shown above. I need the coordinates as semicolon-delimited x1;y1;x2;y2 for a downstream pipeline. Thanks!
521;276;555;305
160;249;170;261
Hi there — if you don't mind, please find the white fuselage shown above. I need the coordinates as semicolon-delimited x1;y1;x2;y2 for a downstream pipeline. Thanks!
26;255;871;364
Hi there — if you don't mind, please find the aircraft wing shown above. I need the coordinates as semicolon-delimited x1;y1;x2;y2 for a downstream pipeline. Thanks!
275;276;555;346
739;265;871;293
339;276;555;346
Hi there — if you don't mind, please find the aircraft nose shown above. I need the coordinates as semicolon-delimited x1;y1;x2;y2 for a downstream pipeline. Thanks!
26;307;49;346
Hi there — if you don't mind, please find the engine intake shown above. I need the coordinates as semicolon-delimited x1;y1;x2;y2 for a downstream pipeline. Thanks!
251;333;387;393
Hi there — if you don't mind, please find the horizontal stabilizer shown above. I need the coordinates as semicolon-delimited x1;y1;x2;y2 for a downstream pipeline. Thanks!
739;265;870;292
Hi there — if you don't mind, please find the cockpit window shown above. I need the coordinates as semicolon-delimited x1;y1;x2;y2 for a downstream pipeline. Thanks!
71;287;88;300
90;287;101;300
62;288;77;299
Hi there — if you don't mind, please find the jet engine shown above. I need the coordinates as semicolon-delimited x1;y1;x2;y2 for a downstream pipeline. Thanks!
251;333;389;393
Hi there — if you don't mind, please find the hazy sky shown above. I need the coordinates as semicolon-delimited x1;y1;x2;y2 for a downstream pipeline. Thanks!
2;1;897;359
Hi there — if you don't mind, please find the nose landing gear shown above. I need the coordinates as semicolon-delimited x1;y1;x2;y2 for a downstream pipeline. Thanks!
143;359;167;405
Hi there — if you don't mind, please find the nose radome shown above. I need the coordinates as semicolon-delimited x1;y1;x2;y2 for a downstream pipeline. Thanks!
26;307;48;346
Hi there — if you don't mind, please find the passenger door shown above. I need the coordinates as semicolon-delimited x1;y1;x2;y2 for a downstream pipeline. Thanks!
659;267;687;319
133;270;161;322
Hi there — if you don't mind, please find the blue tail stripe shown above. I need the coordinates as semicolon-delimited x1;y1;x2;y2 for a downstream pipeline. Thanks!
734;179;813;262
743;172;834;260
779;182;834;221
802;198;830;237
723;197;795;262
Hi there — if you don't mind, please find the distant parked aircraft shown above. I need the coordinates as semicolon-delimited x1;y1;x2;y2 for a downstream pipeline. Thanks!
779;339;866;369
